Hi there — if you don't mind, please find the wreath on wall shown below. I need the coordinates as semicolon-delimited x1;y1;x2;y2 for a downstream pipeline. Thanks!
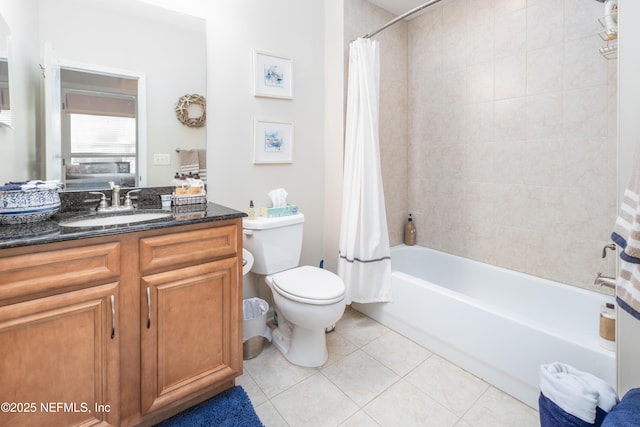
175;94;206;128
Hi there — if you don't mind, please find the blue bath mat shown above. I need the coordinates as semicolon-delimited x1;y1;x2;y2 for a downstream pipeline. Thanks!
155;386;263;427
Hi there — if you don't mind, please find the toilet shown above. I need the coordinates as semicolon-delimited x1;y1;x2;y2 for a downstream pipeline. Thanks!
243;213;346;367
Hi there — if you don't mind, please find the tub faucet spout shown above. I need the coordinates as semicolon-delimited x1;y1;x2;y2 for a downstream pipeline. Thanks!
594;273;616;290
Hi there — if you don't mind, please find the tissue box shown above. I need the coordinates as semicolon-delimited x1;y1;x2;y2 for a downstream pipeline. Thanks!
260;204;298;218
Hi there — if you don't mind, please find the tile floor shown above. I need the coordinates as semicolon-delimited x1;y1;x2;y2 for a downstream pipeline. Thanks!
237;307;540;427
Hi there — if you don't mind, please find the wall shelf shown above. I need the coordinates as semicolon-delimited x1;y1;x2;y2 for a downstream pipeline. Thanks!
598;12;618;60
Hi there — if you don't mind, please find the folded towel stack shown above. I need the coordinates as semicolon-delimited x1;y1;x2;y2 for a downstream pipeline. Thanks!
0;184;22;191
21;180;59;191
539;362;619;427
0;180;60;192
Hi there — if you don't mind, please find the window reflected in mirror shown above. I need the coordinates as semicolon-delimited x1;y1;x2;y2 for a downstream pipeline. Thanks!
61;68;138;190
0;13;10;129
0;58;10;128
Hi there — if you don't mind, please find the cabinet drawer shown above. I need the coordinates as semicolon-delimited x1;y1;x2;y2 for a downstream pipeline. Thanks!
139;225;237;274
0;242;120;303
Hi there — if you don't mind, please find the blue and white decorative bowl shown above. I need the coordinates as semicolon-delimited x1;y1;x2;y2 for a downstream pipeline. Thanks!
0;189;61;224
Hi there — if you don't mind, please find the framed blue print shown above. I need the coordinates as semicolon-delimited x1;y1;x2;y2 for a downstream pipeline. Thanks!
253;119;293;164
253;50;293;99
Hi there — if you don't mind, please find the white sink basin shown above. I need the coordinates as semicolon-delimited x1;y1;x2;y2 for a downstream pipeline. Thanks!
60;212;172;228
242;248;254;275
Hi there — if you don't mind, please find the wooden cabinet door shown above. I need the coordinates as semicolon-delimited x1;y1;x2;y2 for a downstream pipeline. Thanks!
0;282;120;427
140;258;241;415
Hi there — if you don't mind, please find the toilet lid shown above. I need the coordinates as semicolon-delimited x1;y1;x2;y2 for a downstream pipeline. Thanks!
272;266;345;305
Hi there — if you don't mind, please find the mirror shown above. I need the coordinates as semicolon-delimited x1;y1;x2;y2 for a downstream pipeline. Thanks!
57;68;139;190
0;13;10;129
37;0;206;189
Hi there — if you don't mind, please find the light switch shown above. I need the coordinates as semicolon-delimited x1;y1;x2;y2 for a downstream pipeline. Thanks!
153;153;171;165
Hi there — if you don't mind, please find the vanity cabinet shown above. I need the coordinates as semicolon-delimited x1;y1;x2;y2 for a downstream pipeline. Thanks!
0;241;122;427
0;218;243;427
138;226;241;417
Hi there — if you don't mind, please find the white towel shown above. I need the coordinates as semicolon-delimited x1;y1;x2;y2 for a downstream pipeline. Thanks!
540;362;618;423
21;180;60;191
612;150;640;318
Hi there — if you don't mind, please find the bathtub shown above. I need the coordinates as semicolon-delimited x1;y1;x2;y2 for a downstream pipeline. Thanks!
352;244;616;408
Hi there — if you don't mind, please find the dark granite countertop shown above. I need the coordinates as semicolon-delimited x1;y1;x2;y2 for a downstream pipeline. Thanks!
0;202;246;250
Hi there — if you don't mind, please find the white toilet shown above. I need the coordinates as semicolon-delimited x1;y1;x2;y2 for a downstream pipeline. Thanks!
243;213;346;367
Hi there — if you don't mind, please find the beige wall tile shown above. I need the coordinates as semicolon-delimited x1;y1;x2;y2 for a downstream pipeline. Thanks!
346;0;616;291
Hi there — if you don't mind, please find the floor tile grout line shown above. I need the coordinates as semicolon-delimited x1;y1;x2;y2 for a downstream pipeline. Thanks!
350;312;510;421
244;306;536;426
249;368;293;427
319;319;461;427
457;384;492;424
338;314;470;423
322;355;408;407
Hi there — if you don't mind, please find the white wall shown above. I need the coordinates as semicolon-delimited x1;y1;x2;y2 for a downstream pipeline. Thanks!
323;0;345;273
137;0;207;17
0;0;40;183
617;0;640;397
205;1;327;268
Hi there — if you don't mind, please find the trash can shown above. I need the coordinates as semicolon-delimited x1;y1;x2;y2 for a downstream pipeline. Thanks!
243;298;271;360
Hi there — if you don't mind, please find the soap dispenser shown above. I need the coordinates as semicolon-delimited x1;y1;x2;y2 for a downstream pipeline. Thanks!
175;174;190;196
189;173;205;195
247;200;256;219
404;213;416;246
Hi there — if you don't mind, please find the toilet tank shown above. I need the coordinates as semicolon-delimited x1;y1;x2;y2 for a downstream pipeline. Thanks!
243;213;304;275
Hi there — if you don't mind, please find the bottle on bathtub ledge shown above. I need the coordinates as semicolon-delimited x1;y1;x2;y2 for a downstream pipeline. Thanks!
404;213;416;246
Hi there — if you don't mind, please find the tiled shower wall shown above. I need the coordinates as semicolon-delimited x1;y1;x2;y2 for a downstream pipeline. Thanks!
347;0;617;290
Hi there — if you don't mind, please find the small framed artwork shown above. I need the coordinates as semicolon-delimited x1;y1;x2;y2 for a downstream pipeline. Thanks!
253;50;293;99
253;119;294;164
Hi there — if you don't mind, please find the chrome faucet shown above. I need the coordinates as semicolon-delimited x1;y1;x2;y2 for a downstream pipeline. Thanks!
595;244;617;290
88;191;110;212
602;243;616;258
87;188;142;213
594;273;616;290
111;185;122;208
123;189;142;209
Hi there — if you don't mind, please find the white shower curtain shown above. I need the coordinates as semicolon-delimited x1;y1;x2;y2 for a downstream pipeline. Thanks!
337;38;392;305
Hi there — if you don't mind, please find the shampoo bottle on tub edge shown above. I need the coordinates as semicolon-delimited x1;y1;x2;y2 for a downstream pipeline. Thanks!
404;213;416;246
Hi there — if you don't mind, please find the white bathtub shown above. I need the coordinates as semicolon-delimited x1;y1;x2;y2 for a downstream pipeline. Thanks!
353;244;616;408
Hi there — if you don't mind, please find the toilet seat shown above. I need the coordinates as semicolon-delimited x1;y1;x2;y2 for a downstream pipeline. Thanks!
271;266;345;305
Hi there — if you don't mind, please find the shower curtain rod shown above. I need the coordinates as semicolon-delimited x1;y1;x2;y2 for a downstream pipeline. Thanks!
361;0;444;39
